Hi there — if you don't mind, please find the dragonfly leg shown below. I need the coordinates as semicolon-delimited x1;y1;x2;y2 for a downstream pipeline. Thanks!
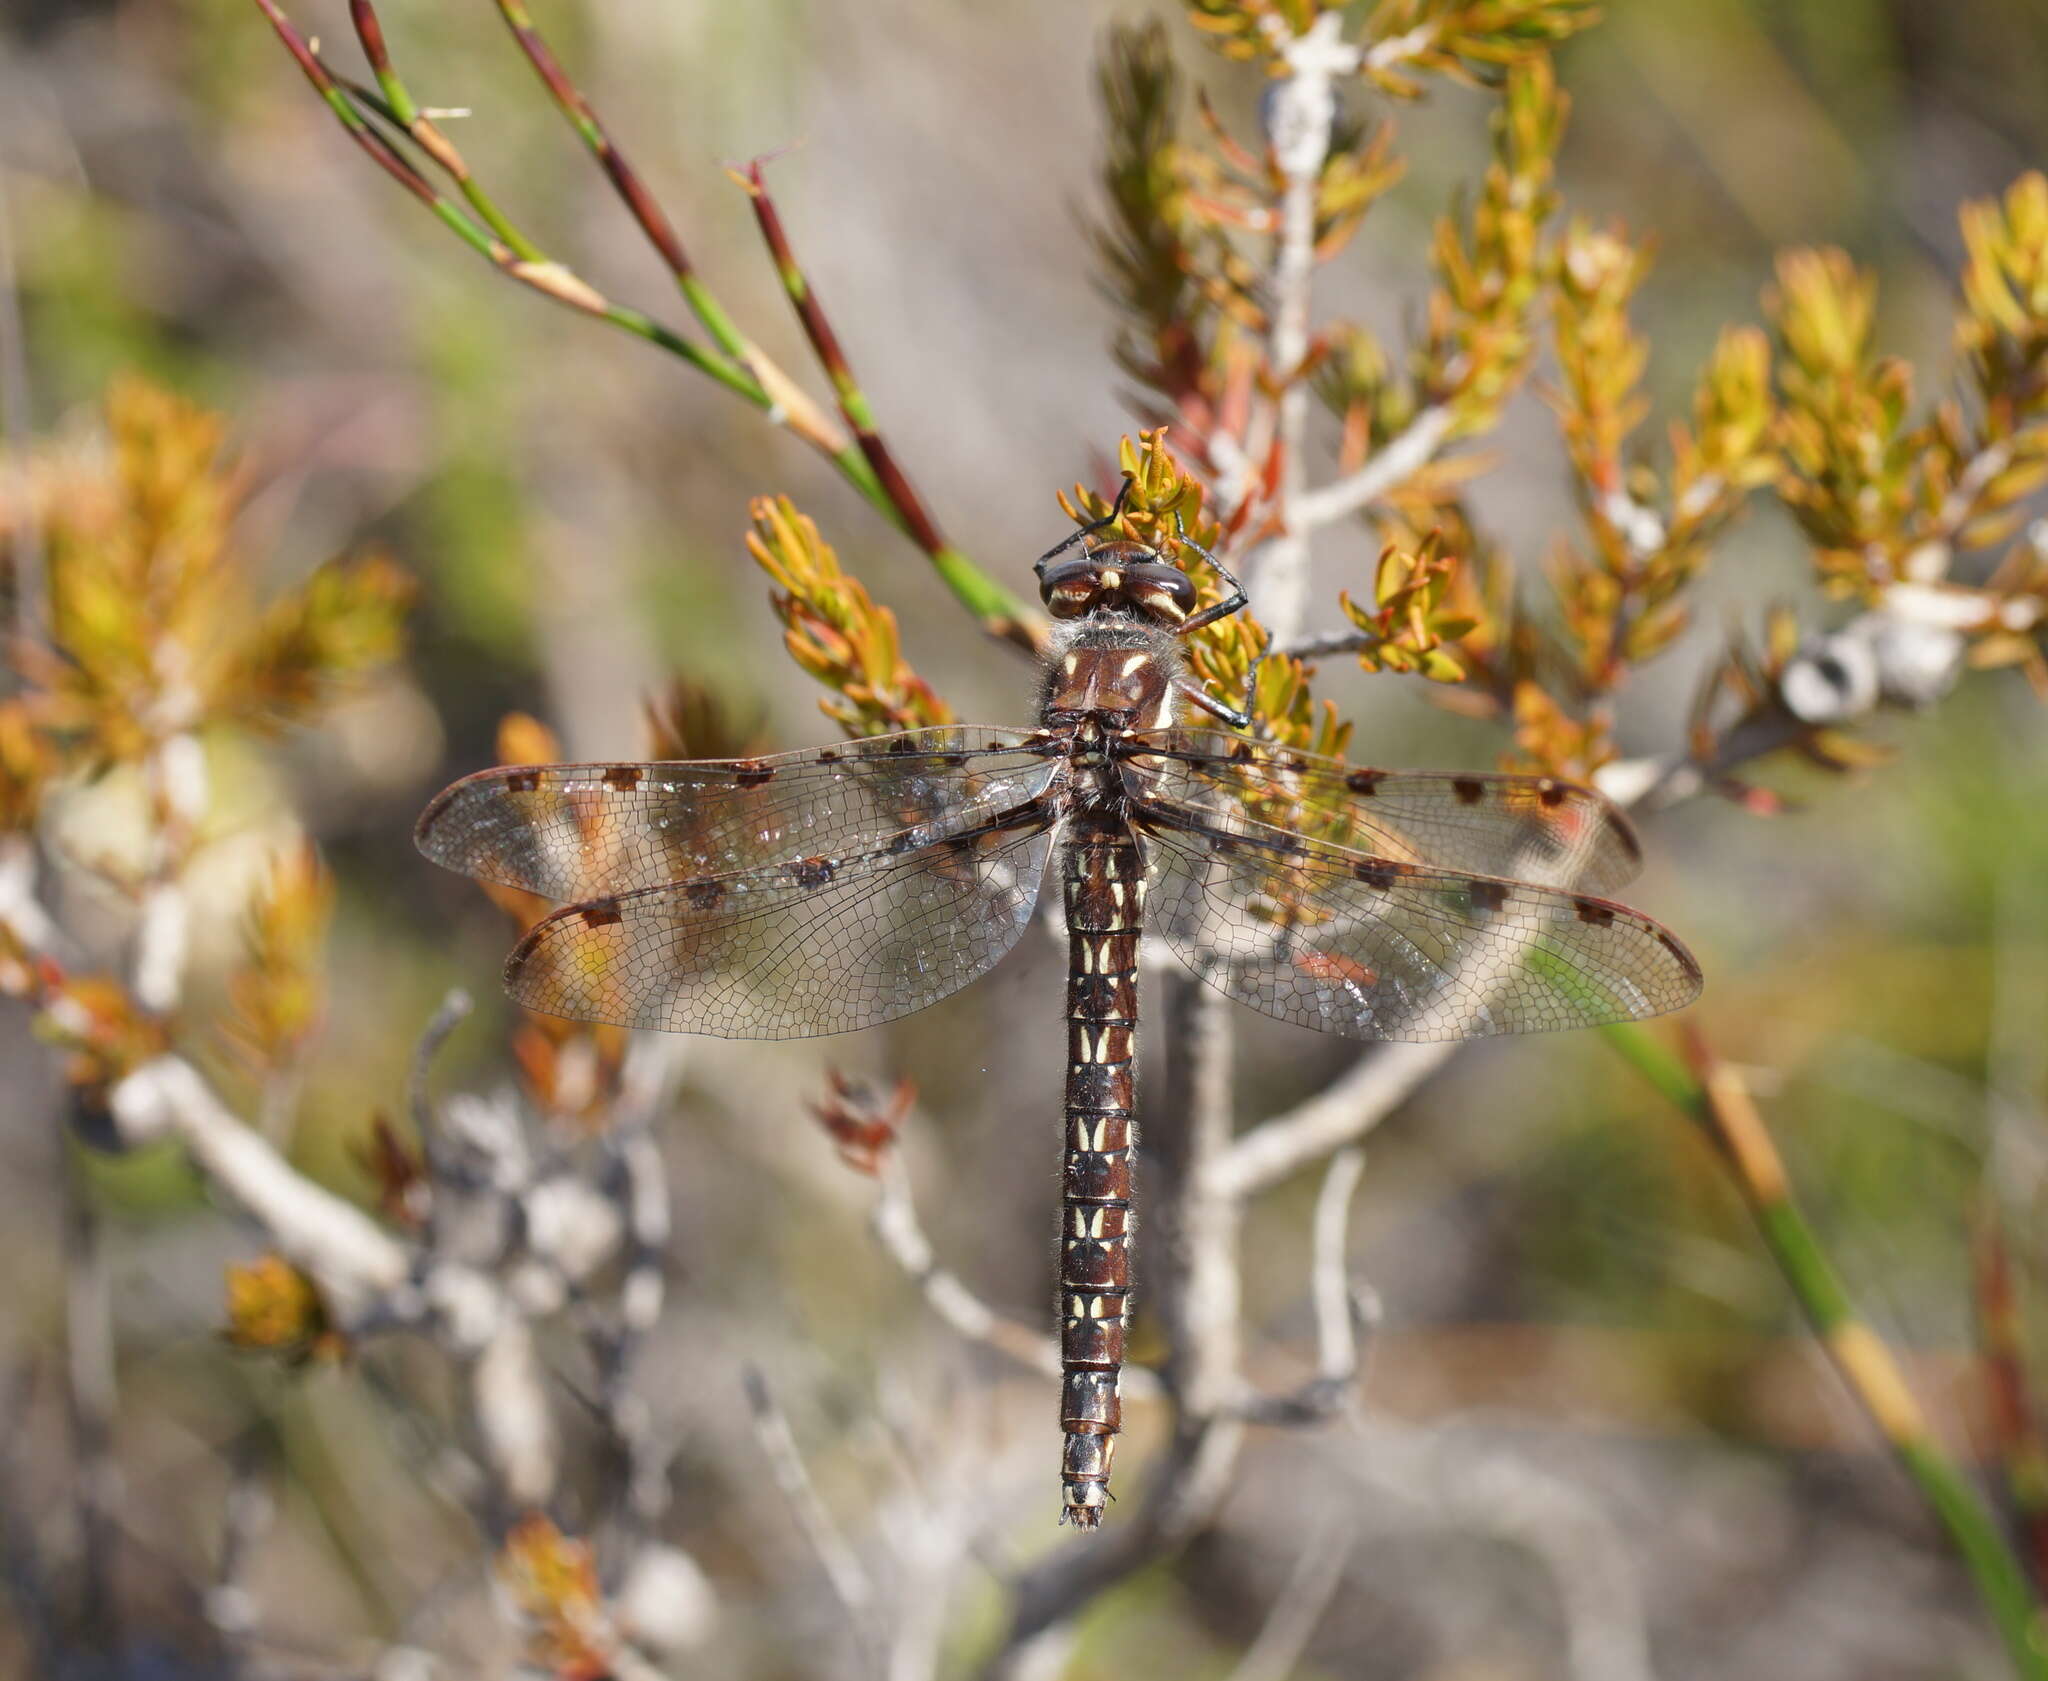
1174;664;1262;734
1172;524;1251;634
1034;477;1136;580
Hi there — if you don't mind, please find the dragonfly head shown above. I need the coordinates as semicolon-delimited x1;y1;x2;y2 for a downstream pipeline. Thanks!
1040;538;1198;626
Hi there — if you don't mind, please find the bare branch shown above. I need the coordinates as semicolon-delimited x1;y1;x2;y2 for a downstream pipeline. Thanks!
107;1055;411;1316
1213;1041;1455;1202
1225;1512;1354;1681
1232;1147;1376;1427
742;1366;883;1665
1309;1146;1369;1389
1293;405;1457;531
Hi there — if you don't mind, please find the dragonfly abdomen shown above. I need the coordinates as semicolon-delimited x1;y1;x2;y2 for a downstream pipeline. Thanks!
1058;816;1144;1528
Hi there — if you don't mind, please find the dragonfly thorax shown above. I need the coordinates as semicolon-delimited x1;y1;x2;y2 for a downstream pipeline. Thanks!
1039;618;1181;736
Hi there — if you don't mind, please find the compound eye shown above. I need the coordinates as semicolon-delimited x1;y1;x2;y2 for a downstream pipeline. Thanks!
1040;559;1098;618
1127;562;1198;619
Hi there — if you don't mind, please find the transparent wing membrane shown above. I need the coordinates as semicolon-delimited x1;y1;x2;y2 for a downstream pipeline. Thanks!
1120;729;1643;894
417;727;1060;902
505;808;1061;1039
1133;797;1699;1043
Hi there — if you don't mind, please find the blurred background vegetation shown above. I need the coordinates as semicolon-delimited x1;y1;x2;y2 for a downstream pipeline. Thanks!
2;0;2047;1677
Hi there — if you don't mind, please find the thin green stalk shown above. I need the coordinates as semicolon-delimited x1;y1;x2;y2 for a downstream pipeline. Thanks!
487;0;754;368
734;160;1035;646
483;1;1032;644
1606;1021;2048;1679
347;1;544;260
256;0;1033;646
255;0;765;400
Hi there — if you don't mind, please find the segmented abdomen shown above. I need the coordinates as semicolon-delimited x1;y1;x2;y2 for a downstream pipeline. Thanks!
1058;815;1142;1527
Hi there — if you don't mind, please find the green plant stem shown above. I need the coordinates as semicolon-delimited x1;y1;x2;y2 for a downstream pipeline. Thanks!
1606;1021;2048;1679
486;0;1030;644
255;0;1033;647
734;160;1034;647
255;0;759;396
346;1;543;260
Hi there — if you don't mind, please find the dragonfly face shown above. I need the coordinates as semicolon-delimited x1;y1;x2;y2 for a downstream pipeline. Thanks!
415;513;1701;1528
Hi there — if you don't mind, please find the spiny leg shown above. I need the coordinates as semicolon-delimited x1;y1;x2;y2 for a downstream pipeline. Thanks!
1173;662;1262;733
1171;524;1251;634
1035;477;1136;582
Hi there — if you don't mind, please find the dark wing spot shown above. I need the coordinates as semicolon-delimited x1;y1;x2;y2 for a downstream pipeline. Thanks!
1536;779;1567;807
887;737;919;755
505;770;541;794
1452;777;1484;806
686;879;725;910
1574;897;1617;927
733;760;775;788
817;748;840;763
580;898;624;927
1354;860;1400;891
602;765;644;790
1229;740;1255;763
1658;929;1703;984
790;856;836;889
1345;769;1381;797
1468;880;1508;915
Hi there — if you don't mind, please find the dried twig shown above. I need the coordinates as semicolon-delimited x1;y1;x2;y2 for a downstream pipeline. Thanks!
742;1366;883;1667
1233;1146;1373;1426
1224;1511;1353;1681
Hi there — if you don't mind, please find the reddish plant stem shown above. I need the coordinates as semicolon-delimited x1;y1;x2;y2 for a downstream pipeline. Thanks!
731;162;1035;648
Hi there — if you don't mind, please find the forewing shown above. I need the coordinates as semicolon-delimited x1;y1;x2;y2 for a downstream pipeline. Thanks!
1121;730;1642;894
417;726;1058;901
505;809;1060;1039
1133;800;1699;1042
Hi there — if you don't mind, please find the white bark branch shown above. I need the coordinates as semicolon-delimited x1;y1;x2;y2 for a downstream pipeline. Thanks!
1293;405;1456;532
1212;1041;1456;1202
108;1055;411;1318
1224;1513;1353;1681
1247;13;1352;644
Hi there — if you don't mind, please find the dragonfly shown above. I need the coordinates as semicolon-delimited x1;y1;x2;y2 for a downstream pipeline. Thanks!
415;502;1701;1529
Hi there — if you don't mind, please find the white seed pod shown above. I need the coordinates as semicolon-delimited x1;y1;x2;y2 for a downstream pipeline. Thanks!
421;1262;505;1353
1780;628;1880;723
